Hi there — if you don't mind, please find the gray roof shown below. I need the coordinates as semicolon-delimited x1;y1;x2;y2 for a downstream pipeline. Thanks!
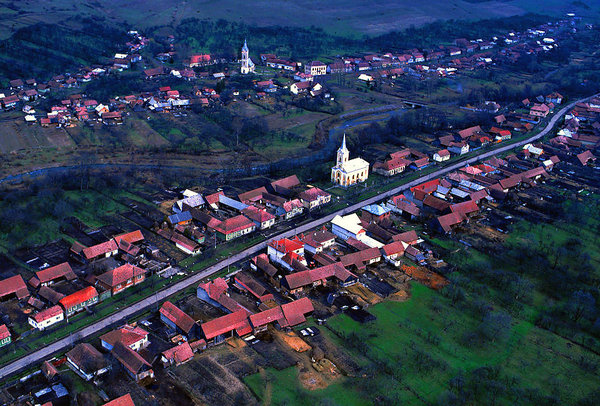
218;194;249;212
175;194;205;212
168;211;192;224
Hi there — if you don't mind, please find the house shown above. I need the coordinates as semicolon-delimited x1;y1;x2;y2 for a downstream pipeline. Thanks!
405;245;426;264
301;229;336;254
242;206;276;229
0;325;11;347
173;194;205;213
234;272;274;302
66;343;110;381
28;305;64;330
213;215;256;241
372;157;410;176
161;342;194;367
388;195;421;220
577;150;596;166
361;204;391;223
434;212;466;234
114;230;144;257
305;61;327;76
168;211;192;226
433;149;450;162
381;241;407;267
251;254;281;286
331;213;366;241
448;141;470;155
95;264;146;296
82;240;119;262
276;199;305;220
331;135;369;187
111;341;154;382
201;310;252;345
0;275;29;300
545;92;563;104
159;301;196;337
103;394;136;406
340;248;382;272
290;81;311;95
489;127;512;141
270;175;301;196
59;286;99;317
249;306;286;333
100;324;149;352
281;263;357;296
530;103;550;118
299;187;331;210
267;237;306;271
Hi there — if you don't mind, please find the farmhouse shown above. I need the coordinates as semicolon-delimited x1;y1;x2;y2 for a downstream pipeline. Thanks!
66;343;110;381
305;61;327;76
282;263;357;296
301;229;336;254
60;286;99;317
0;275;29;300
96;264;146;295
104;394;135;406
161;342;194;367
159;301;197;337
28;305;64;331
82;240;119;262
111;341;154;382
242;206;276;229
433;149;450;162
201;310;251;345
100;324;149;352
0;325;11;348
213;215;256;241
299;187;331;210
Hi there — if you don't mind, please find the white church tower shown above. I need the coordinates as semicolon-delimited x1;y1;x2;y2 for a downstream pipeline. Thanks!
240;39;255;74
331;133;370;187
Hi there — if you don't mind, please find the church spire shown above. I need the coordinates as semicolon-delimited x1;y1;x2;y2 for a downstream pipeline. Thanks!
341;133;347;151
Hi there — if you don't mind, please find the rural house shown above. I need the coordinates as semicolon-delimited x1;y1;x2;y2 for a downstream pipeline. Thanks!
66;343;110;381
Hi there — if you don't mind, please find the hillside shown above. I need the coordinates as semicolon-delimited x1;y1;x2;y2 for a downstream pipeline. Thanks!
0;0;597;40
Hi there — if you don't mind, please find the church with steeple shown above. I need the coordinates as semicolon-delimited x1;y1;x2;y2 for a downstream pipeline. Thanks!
331;134;370;187
240;39;255;74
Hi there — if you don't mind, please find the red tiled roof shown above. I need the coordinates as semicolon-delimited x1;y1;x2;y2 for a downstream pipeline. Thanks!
0;324;10;340
242;206;275;223
100;325;148;348
340;248;381;269
281;297;314;327
234;272;271;301
213;215;255;235
271;175;300;190
159;301;195;334
59;286;98;310
83;240;118;260
299;187;330;202
114;230;144;245
392;230;419;244
201;310;249;340
381;241;406;256
437;212;466;233
96;264;146;288
423;195;451;212
268;237;303;254
284;263;355;290
458;125;482;139
32;305;63;323
249;306;285;328
0;275;29;299
238;187;268;203
103;393;135;406
198;277;229;301
162;342;194;364
205;191;224;206
450;200;479;217
577;150;596;165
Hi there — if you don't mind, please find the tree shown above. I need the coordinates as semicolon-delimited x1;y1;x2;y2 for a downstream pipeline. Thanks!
478;311;512;343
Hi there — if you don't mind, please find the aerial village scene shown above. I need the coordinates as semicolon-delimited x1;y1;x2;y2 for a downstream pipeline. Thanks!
0;1;599;406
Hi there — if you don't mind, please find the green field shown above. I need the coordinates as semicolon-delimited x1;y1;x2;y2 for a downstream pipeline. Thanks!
245;282;600;405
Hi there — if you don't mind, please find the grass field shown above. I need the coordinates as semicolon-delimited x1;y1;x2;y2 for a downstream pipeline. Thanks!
244;283;600;405
1;0;595;42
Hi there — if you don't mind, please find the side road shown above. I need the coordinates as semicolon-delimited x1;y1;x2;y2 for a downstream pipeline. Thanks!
0;93;594;380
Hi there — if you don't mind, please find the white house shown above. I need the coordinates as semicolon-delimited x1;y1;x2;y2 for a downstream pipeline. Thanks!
28;305;64;330
433;149;451;162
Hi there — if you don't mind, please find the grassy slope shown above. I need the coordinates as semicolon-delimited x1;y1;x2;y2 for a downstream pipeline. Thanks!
1;0;595;40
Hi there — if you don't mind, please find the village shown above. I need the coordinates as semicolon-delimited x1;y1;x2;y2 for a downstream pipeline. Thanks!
0;81;598;403
0;14;582;130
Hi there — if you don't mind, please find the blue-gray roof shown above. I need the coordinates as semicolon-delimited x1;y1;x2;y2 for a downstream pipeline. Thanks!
218;194;249;212
362;204;391;216
168;211;192;224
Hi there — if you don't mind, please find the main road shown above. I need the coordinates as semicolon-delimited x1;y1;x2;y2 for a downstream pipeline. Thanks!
0;93;595;380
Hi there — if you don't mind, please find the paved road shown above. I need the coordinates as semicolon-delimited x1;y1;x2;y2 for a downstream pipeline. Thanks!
0;93;595;380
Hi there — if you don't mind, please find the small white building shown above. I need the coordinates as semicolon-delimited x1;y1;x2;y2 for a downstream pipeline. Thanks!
28;305;64;331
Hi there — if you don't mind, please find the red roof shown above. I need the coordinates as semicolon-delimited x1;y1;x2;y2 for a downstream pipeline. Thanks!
205;191;224;206
281;297;314;327
284;263;356;290
59;286;98;310
111;341;152;376
268;237;303;254
83;240;118;260
213;215;255;235
436;149;450;157
201;310;249;340
423;195;451;212
96;264;145;288
238;187;268;203
0;324;10;340
114;230;144;245
160;301;196;334
382;241;406;256
32;305;63;323
100;325;148;348
392;230;419;244
437;212;466;233
249;306;285;328
450;200;479;217
271;175;300;190
299;187;330;202
198;277;229;301
162;342;194;364
35;262;76;285
0;275;29;299
103;394;135;406
242;206;275;223
577;150;596;165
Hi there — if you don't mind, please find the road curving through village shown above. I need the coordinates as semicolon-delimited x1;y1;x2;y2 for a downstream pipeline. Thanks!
0;92;596;380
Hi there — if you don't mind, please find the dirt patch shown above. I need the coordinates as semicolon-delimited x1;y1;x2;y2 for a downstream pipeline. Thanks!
278;331;311;353
298;358;341;391
388;289;410;302
401;264;448;290
346;283;383;305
